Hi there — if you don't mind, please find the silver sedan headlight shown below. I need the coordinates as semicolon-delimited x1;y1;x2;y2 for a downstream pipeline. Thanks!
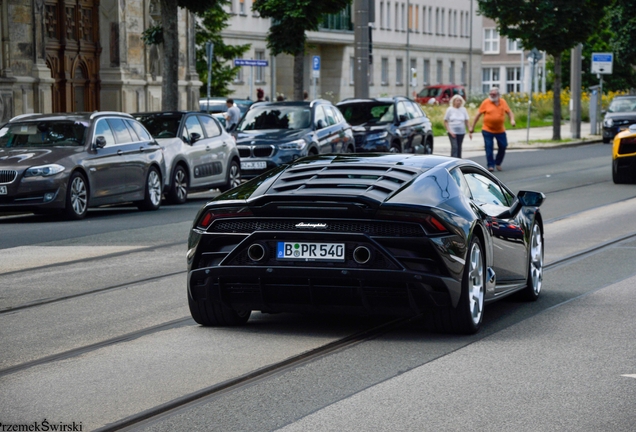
24;164;65;177
367;131;389;141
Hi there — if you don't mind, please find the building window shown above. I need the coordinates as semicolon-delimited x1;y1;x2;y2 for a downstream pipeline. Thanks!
386;2;391;30
449;60;455;84
506;67;521;93
234;59;244;83
414;5;419;32
380;2;384;29
255;50;265;83
239;0;246;15
435;8;439;35
421;7;426;33
482;67;500;93
350;56;355;85
484;28;499;54
436;60;443;84
396;58;404;85
507;38;523;53
408;4;413;32
410;58;417;87
461;61;467;84
423;59;430;85
381;57;389;85
401;3;406;31
441;8;445;35
395;3;399;31
428;7;433;34
453;10;457;36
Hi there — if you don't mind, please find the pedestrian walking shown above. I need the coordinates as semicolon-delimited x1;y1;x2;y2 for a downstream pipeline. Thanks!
469;87;516;171
224;98;241;131
444;94;471;158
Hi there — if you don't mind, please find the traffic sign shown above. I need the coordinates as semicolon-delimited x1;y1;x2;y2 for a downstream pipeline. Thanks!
527;48;543;64
591;52;613;74
234;59;269;67
312;56;321;78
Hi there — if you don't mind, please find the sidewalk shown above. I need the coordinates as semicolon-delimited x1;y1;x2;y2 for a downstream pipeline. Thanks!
433;122;602;157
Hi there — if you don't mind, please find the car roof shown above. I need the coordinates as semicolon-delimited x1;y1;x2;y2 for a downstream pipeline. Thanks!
337;96;413;105
8;112;133;123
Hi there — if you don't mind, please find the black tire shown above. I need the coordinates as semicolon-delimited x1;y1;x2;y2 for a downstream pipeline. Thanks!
136;167;162;211
602;137;610;144
63;172;88;220
432;236;485;334
612;160;630;184
188;295;251;326
219;159;241;192
517;221;543;301
390;142;401;153
166;165;188;204
423;137;433;154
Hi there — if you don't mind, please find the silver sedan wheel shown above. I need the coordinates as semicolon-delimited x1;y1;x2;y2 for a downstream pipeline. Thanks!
174;168;187;202
228;163;241;188
529;223;543;295
468;241;485;326
70;176;88;216
148;170;162;206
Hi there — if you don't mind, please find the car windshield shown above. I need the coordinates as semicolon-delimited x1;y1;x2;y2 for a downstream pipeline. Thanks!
338;102;395;126
0;121;87;148
237;106;312;131
135;114;183;139
417;87;442;97
608;98;636;113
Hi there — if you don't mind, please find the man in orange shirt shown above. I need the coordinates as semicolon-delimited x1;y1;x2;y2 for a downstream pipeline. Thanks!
469;87;516;172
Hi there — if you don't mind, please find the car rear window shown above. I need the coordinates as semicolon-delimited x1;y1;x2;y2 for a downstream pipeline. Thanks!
338;102;394;126
136;115;182;139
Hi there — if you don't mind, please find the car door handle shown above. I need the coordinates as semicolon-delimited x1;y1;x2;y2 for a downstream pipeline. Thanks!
139;146;145;152
222;142;228;146
206;146;212;151
117;150;123;156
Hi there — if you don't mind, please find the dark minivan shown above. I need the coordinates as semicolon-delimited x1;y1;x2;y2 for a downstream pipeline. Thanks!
234;100;355;179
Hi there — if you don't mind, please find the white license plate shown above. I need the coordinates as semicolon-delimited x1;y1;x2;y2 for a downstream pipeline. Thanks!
0;185;6;195
277;242;345;261
241;161;267;170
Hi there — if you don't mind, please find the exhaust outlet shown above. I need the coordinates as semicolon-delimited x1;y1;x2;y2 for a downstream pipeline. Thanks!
247;243;266;262
353;246;371;264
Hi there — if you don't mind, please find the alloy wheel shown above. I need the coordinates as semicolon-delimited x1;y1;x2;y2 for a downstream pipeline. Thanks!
70;176;88;216
468;242;485;326
228;163;241;188
174;168;187;202
529;224;543;295
148;170;162;206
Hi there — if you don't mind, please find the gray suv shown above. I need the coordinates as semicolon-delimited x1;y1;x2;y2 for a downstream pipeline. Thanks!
135;111;241;204
0;112;165;219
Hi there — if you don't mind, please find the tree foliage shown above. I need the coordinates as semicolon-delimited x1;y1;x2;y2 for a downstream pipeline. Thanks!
196;0;251;98
477;0;604;139
252;0;351;100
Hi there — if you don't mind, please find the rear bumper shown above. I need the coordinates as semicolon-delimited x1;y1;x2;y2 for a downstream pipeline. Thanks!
188;265;460;316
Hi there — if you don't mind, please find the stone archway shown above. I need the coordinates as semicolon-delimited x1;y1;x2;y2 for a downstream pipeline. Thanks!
44;0;100;112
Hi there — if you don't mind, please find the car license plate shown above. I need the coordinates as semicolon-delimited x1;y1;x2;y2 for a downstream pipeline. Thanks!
241;161;267;170
0;185;6;195
277;242;345;261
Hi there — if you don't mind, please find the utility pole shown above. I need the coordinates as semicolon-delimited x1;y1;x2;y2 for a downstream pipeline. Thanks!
570;44;582;139
354;0;370;98
406;0;410;97
468;0;473;94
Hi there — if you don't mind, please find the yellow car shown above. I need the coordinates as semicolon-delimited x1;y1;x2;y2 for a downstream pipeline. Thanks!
612;124;636;184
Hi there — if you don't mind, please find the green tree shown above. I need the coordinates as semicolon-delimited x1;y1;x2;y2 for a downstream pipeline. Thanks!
196;0;251;98
158;0;220;111
252;0;351;101
477;0;604;139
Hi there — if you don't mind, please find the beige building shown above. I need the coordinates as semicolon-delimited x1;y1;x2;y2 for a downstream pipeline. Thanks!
222;0;484;102
0;0;200;122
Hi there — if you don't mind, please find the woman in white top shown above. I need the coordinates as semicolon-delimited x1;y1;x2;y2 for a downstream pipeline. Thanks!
443;94;472;158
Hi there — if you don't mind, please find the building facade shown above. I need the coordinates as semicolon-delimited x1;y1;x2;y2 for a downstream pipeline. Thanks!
0;0;200;122
222;0;484;102
480;17;546;95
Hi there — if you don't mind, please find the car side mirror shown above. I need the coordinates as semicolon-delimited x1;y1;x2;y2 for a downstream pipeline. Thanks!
190;132;201;144
95;136;106;148
398;114;408;123
316;119;326;130
495;190;545;219
601;110;607;115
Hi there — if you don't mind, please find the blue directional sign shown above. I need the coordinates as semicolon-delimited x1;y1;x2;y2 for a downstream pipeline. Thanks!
234;59;269;67
312;56;321;71
591;52;613;74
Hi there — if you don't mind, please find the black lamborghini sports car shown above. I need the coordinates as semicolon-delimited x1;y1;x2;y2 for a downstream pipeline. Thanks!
187;154;545;334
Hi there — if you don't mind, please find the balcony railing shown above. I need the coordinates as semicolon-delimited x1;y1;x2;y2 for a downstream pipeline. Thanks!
319;5;353;32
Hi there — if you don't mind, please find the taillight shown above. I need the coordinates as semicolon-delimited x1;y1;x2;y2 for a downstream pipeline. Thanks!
196;206;253;229
376;210;449;234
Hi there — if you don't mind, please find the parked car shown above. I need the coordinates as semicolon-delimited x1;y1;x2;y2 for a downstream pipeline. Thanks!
199;98;253;130
233;100;355;179
134;111;241;204
186;153;545;334
612;123;636;184
602;95;636;143
0;112;165;219
337;97;434;154
415;84;466;105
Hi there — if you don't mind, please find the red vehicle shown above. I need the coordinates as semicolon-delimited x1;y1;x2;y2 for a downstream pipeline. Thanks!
415;84;466;105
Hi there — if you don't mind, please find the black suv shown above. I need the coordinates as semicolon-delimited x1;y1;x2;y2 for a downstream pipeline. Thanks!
337;97;434;154
234;100;355;179
603;95;636;143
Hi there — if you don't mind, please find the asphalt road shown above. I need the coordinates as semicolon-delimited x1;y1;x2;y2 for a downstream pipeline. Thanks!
1;143;636;431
